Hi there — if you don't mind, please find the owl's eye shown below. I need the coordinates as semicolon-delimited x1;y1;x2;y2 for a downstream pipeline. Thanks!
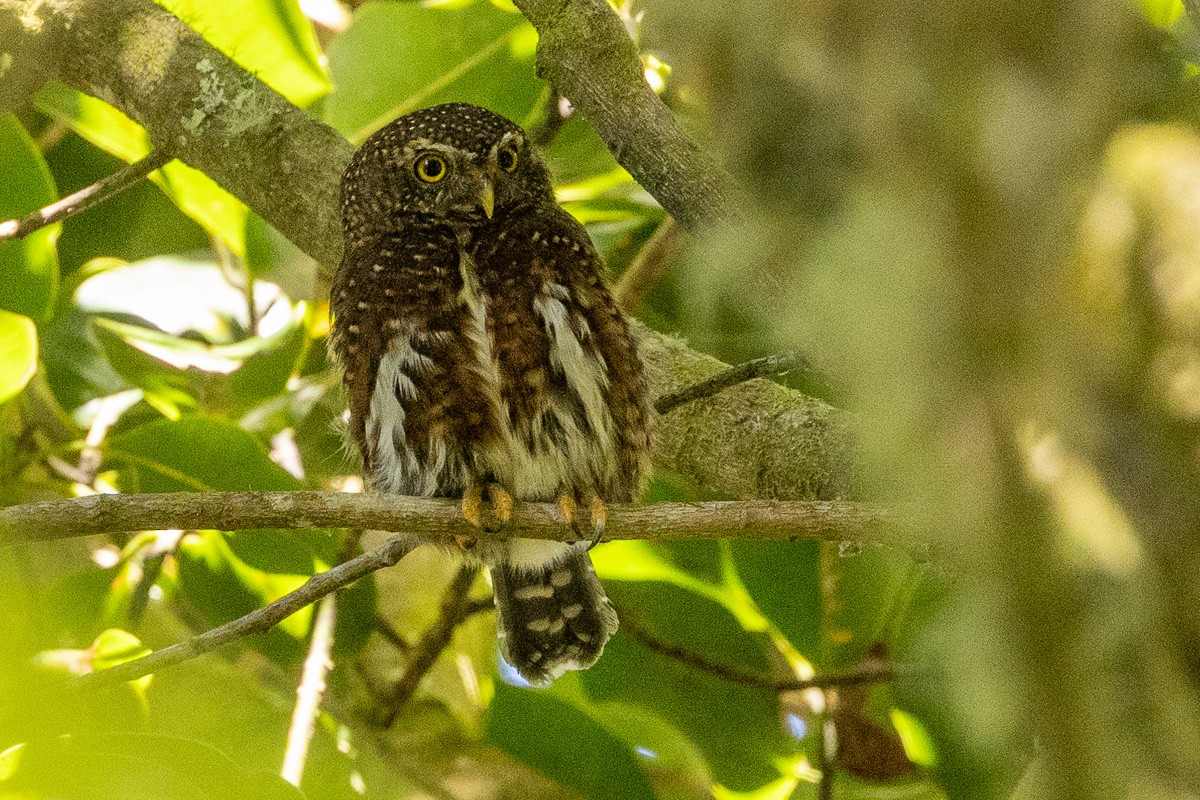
498;144;519;173
415;154;447;183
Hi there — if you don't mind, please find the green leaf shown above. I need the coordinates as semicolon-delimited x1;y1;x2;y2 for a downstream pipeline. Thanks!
0;311;37;405
326;1;544;142
154;0;330;106
732;541;917;671
0;113;60;324
0;732;306;800
486;682;657;800
105;415;298;492
581;581;794;791
36;83;248;255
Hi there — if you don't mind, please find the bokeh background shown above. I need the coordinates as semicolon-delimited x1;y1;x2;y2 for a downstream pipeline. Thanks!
2;0;1200;798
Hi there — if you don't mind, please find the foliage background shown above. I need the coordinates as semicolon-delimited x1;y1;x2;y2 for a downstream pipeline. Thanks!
2;0;1200;798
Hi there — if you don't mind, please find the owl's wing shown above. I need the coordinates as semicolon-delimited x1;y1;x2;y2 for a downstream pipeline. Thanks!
476;205;652;501
330;229;503;494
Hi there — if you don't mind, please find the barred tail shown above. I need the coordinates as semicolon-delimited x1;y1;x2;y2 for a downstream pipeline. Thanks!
490;549;619;685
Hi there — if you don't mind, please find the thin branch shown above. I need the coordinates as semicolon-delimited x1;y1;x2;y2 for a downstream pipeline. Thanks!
620;615;895;692
281;594;337;788
614;216;682;313
0;150;171;241
76;535;417;686
0;491;890;546
380;565;479;726
654;351;812;415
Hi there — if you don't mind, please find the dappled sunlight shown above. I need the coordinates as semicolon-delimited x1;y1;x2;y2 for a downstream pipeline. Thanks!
1022;429;1145;577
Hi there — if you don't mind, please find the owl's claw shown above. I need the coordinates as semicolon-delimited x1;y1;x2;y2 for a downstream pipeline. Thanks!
557;487;606;549
461;481;513;539
584;492;607;550
488;482;513;526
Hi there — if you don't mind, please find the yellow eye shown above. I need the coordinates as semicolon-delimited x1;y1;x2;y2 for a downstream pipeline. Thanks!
498;144;519;173
415;154;447;183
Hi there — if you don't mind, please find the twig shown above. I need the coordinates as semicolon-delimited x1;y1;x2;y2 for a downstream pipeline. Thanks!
380;565;479;726
613;216;681;313
620;615;895;691
76;536;417;686
374;615;413;654
281;594;337;787
0;491;889;546
0;150;171;241
819;715;835;800
654;352;811;415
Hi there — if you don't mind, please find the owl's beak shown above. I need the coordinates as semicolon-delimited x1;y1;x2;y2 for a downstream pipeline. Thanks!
478;179;495;219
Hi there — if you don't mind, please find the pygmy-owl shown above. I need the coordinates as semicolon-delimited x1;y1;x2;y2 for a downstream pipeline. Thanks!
330;103;652;684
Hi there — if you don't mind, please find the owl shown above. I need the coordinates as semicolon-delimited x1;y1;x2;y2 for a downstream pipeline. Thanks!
330;103;652;684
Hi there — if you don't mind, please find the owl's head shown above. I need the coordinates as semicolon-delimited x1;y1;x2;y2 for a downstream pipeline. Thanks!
341;103;554;240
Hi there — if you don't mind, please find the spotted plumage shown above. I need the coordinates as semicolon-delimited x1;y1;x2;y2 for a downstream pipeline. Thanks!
330;103;652;684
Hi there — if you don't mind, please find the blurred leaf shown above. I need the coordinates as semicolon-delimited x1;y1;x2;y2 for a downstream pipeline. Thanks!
175;530;312;654
36;84;248;255
1141;0;1184;27
0;311;38;405
582;580;793;791
326;1;544;141
105;414;298;492
487;681;657;800
103;416;326;573
0;113;60;324
91;628;154;702
0;731;306;800
732;540;917;671
92;319;204;419
154;0;330;106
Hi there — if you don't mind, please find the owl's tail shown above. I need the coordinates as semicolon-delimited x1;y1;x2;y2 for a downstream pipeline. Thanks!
490;548;619;685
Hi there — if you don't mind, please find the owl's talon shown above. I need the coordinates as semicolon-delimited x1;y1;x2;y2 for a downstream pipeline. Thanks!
585;492;607;550
462;484;485;530
488;482;513;525
555;490;577;526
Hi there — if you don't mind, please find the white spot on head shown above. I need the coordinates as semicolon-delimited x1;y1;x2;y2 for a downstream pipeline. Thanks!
550;569;572;587
561;603;583;619
527;617;552;632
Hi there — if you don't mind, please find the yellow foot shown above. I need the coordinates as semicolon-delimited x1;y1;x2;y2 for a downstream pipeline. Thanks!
462;481;514;538
555;489;577;526
488;482;513;526
584;491;607;550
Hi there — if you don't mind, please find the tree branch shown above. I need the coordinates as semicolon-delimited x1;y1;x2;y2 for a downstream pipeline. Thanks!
280;594;337;788
379;564;479;727
0;149;172;240
621;613;895;692
0;491;889;546
76;535;417;686
513;0;736;230
654;351;811;415
4;0;858;503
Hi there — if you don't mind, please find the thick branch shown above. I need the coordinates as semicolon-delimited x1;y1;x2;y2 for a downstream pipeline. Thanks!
6;0;349;267
0;492;888;545
76;535;417;686
513;0;735;230
5;0;856;502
